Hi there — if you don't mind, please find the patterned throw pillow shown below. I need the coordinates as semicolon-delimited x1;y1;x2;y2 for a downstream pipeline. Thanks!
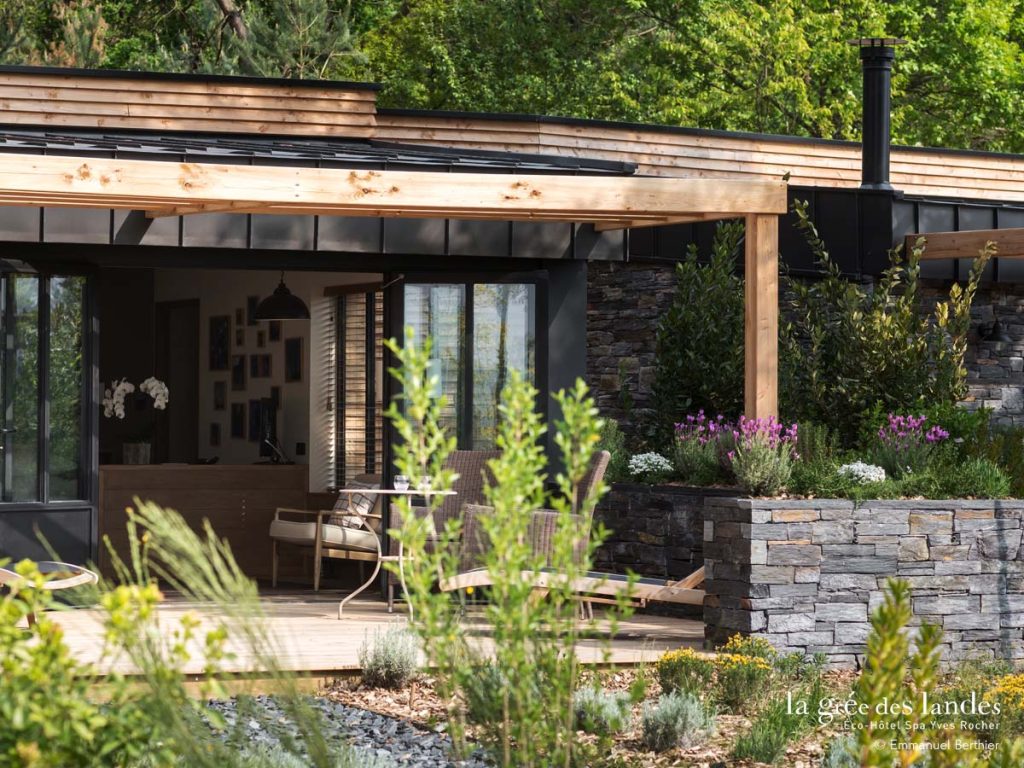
328;480;379;528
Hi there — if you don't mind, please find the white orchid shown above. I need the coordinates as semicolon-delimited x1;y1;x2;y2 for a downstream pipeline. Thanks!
102;377;169;418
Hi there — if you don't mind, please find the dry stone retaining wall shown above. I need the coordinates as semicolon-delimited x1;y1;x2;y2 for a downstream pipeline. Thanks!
704;497;1024;667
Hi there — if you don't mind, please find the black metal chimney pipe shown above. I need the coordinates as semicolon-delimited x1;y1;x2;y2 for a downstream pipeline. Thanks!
850;37;905;191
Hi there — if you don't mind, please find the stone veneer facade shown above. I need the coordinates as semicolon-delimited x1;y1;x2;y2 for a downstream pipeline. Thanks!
594;483;717;585
588;262;1024;439
704;497;1024;667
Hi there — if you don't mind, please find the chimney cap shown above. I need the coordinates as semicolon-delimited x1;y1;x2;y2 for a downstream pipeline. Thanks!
847;37;907;48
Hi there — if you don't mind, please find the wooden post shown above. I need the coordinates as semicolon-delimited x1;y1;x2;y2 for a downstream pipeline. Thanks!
744;214;779;419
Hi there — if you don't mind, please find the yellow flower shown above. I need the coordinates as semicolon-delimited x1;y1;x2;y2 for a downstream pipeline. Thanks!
988;673;1024;710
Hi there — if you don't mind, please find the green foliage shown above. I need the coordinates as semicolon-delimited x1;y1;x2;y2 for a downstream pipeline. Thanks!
729;436;794;496
731;693;811;763
649;220;745;449
822;735;858;768
670;435;724;487
384;327;626;767
357;624;419;690
655;648;715;697
713;653;772;713
598;418;630;484
640;691;715;752
719;633;778;660
781;201;991;445
572;687;632;735
935;456;1011;499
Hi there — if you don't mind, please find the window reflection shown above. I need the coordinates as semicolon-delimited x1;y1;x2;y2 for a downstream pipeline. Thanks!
49;276;84;500
6;275;39;502
404;284;466;437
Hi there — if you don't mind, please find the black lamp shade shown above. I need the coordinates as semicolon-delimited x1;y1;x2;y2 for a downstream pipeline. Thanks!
253;278;310;320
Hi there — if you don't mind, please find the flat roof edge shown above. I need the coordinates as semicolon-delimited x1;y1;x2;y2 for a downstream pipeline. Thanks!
378;107;1024;165
0;64;380;92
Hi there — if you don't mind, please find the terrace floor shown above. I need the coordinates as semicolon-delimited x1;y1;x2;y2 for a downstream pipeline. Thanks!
51;591;704;678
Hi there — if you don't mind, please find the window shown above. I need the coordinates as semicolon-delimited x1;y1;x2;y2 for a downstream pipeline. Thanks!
403;279;539;449
0;273;88;503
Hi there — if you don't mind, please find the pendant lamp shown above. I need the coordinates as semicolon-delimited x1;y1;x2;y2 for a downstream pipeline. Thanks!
253;272;310;321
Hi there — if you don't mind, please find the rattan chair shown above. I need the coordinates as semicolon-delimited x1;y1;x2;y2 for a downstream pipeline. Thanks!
386;449;499;610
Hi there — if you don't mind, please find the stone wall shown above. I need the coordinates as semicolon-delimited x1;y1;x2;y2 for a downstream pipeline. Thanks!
704;497;1024;667
594;483;715;582
587;262;1024;441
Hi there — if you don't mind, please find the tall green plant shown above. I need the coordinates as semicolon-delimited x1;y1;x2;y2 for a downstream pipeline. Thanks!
780;200;992;444
649;219;745;448
384;327;625;767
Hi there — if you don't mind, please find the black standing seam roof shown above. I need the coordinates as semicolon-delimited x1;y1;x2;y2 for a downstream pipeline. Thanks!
0;128;637;175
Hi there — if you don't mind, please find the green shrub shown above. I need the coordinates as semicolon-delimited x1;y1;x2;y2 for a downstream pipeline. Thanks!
773;651;826;682
599;418;630;484
821;735;858;768
572;687;631;735
713;653;772;712
780;200;991;445
936;456;1011;499
640;691;715;752
730;436;794;496
385;329;625;767
671;433;723;486
357;624;419;689
795;421;839;465
731;696;808;763
649;220;745;449
719;633;778;660
655;648;715;696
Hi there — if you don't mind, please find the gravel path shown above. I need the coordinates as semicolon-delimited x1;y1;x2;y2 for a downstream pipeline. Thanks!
206;695;491;767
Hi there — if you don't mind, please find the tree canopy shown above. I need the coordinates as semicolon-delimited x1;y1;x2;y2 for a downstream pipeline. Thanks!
5;0;1024;152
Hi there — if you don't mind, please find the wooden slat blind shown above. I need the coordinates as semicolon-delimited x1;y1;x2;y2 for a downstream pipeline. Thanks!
334;291;383;486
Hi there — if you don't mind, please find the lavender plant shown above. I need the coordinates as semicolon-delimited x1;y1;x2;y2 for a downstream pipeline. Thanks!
870;413;949;479
672;410;728;485
725;416;799;496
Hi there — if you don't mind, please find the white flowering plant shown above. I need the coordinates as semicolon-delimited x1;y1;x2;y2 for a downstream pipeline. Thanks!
837;461;886;484
102;377;169;419
628;452;674;484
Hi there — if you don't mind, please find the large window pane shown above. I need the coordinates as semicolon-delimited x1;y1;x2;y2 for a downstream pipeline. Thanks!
49;276;85;500
472;284;536;448
5;275;39;501
404;284;465;437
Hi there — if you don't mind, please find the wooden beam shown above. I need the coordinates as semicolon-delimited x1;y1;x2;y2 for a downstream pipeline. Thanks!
0;153;788;221
593;213;739;232
907;228;1021;260
744;214;779;420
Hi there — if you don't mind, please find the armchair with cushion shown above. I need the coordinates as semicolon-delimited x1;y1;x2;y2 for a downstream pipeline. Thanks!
269;476;383;592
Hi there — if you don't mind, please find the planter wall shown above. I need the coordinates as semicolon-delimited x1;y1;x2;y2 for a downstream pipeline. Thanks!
704;497;1024;667
594;483;713;583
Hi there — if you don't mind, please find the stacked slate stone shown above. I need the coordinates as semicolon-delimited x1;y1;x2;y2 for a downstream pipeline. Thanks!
704;497;1024;668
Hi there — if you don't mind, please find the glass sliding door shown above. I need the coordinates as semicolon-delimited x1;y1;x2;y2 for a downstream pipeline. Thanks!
472;284;535;448
401;278;540;449
0;273;88;504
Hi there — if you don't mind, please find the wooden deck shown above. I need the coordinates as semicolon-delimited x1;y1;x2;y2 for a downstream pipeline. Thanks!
49;592;703;678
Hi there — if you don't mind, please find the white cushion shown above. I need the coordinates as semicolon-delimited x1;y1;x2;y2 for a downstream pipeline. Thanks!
269;519;378;553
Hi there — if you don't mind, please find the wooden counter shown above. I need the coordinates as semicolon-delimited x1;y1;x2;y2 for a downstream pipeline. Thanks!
99;464;308;581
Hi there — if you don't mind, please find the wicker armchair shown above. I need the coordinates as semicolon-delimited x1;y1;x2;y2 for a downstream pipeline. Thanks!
458;450;611;572
386;449;499;609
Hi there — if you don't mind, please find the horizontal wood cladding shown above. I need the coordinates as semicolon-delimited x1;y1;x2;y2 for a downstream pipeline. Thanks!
375;113;1024;204
0;71;377;137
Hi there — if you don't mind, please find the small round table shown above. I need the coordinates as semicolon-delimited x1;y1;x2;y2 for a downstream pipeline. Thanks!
335;487;455;620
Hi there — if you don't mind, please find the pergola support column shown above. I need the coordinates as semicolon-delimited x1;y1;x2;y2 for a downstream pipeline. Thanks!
744;214;779;419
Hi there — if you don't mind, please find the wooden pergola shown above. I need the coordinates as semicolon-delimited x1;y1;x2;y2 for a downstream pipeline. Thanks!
0;153;787;417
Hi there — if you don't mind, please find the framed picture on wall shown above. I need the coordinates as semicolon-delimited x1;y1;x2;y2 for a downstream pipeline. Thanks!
210;423;221;447
209;316;230;371
248;400;261;442
270;386;281;409
231;354;246;391
235;308;244;325
235;328;244;347
213;381;226;411
257;330;266;348
246;296;260;326
250;355;259;379
284;337;303;382
230;404;245;439
269;321;281;342
259;354;272;378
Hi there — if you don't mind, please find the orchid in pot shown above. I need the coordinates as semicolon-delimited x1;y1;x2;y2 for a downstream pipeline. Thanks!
102;376;169;464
